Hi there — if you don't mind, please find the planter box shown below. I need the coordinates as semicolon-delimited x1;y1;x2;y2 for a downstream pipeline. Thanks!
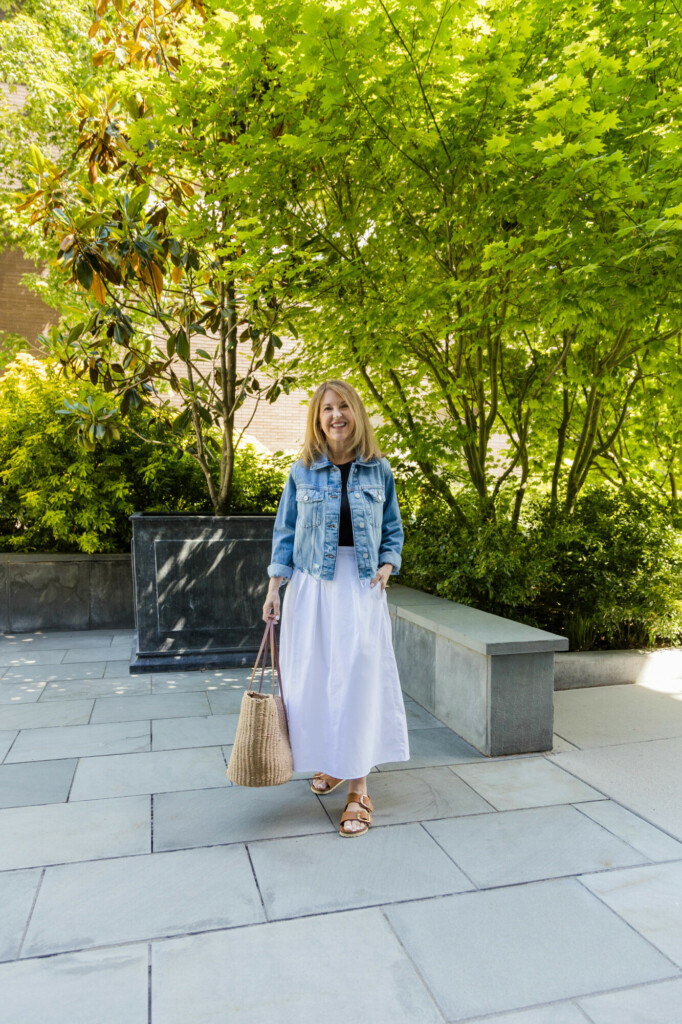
0;553;133;632
129;513;275;673
555;648;682;689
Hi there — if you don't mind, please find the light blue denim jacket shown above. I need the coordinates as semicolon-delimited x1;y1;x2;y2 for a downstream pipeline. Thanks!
267;453;404;582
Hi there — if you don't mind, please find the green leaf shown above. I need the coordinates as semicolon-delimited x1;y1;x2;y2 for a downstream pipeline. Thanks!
176;331;190;361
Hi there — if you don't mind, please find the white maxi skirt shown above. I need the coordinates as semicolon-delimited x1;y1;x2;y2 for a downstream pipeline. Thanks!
279;546;410;779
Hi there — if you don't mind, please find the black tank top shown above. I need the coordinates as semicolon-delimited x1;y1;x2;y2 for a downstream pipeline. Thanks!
337;460;354;546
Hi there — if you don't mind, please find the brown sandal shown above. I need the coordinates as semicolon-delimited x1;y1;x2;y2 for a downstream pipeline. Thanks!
310;772;345;795
339;792;373;838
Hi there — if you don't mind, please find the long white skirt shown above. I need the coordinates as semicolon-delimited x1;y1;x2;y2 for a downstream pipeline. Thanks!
279;546;410;779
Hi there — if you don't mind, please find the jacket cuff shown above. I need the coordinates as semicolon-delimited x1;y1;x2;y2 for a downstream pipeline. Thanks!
379;551;402;574
268;562;293;579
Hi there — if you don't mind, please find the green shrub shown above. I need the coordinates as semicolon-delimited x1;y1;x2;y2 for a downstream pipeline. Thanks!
399;488;682;651
0;354;288;553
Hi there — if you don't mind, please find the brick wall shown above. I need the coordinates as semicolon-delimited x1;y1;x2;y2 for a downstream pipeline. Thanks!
0;249;57;354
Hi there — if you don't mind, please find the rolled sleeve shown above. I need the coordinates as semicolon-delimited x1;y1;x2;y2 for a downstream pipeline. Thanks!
378;460;403;574
267;469;297;579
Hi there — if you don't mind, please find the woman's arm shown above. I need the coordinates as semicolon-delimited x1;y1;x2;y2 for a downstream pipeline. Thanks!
267;468;297;579
263;468;297;621
378;459;404;575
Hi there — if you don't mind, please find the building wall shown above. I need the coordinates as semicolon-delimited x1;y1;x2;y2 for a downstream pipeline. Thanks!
0;249;55;355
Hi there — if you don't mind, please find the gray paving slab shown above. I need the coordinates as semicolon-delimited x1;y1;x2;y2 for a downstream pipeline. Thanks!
0;663;107;682
61;646;125;663
247;822;472;920
554;685;682;747
102;659;135;677
3;630;122;641
0;795;150;870
578;978;682;1024
151;907;445;1024
0;680;46;704
576;801;682;862
0;759;77;808
580;861;682;966
151;673;251;694
550;738;682;841
0;699;94;732
0;945;149;1024
38;676;151;701
450;757;604;810
22;845;265;956
377;726;485;770
0;730;17;761
551;735;580;753
5;720;150;763
90;691;211;723
404;702;447;729
109;641;134;656
69;746;229;800
0;633;115;649
0;648;67;667
467;1007;587;1024
153;780;336;851
150;666;251;687
424;805;648;888
151;713;240;750
319;766;494;826
384;878;677;1021
0;868;42;962
207;686;252;714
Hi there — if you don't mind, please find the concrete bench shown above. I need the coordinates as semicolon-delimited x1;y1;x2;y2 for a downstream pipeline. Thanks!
387;585;568;757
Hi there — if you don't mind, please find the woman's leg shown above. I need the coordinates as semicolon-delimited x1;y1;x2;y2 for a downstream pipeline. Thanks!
341;776;369;834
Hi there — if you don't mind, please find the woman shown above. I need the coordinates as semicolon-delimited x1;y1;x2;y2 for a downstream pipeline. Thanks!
262;380;410;837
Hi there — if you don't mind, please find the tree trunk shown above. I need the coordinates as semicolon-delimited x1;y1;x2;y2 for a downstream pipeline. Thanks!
215;277;238;516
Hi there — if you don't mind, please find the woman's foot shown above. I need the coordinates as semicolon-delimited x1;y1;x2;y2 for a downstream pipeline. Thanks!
341;777;371;834
310;772;344;794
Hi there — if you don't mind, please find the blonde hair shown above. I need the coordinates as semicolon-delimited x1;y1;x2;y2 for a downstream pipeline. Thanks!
301;380;383;468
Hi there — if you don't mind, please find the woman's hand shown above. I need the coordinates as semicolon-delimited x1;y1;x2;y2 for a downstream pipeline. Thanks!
370;563;393;592
262;578;283;622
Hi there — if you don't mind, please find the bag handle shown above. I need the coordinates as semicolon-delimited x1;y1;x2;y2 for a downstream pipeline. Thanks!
249;618;285;700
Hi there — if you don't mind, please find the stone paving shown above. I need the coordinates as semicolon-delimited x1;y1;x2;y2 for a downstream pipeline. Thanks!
0;629;681;1023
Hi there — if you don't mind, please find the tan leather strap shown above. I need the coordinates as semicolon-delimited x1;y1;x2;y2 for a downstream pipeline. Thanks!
347;792;373;812
249;619;285;700
340;808;371;824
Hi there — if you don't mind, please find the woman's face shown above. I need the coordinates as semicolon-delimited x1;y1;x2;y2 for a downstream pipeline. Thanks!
319;388;355;449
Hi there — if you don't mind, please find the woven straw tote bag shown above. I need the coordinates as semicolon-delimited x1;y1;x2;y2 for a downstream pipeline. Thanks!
226;618;293;787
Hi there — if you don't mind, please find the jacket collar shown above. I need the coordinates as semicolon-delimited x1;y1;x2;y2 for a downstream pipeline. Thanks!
310;450;380;470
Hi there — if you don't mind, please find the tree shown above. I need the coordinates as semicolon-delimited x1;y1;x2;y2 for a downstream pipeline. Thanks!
13;0;304;514
223;0;682;521
0;0;101;317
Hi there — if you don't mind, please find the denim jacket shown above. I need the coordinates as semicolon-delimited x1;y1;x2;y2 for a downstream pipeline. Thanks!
267;453;404;582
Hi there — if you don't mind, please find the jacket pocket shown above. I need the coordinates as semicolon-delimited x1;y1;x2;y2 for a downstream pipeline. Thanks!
361;486;384;528
296;487;324;528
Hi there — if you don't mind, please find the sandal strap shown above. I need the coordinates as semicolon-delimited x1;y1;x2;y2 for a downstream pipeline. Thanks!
340;808;371;824
347;792;373;812
313;773;341;786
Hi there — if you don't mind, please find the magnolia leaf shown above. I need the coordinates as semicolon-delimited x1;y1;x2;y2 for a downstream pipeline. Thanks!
91;273;107;304
176;331;190;361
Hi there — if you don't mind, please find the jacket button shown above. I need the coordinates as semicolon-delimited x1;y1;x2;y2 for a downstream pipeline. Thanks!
364;553;369;558
359;521;365;527
304;495;309;501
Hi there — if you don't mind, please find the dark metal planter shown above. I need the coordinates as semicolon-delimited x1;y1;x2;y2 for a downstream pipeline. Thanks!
0;553;133;632
129;512;275;673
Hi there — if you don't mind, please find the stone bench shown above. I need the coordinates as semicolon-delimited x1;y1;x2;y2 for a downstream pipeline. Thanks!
387;585;568;757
